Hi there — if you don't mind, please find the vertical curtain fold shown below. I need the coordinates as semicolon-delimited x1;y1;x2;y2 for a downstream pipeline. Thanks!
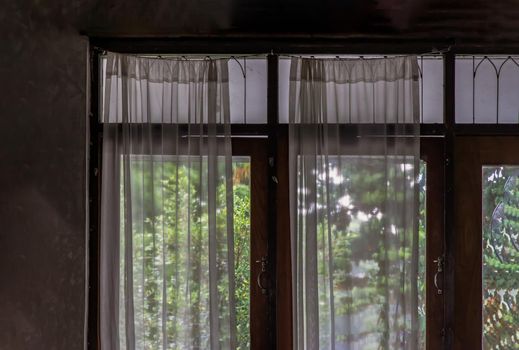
100;53;236;349
289;56;420;350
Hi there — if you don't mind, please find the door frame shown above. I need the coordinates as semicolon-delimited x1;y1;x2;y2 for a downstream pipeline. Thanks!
454;136;519;350
274;135;447;349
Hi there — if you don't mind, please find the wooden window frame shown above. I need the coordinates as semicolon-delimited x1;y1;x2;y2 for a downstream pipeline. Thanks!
88;40;519;350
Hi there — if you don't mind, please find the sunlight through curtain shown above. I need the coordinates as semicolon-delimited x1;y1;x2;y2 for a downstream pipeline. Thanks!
99;53;236;350
288;56;421;349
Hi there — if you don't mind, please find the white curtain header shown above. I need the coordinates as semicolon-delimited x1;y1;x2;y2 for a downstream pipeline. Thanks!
289;56;420;124
104;52;229;83
290;56;419;84
102;52;230;124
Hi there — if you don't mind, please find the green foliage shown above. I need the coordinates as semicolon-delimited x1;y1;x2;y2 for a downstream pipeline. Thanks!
122;158;251;349
232;162;251;350
307;158;426;348
124;156;431;349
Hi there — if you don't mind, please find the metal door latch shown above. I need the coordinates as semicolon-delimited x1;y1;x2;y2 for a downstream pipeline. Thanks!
433;255;444;295
256;256;268;295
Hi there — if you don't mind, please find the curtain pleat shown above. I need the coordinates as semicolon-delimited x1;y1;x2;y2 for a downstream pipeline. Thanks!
289;56;421;350
100;53;236;350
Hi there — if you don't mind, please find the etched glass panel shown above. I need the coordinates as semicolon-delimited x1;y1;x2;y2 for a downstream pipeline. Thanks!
482;166;519;349
456;56;519;124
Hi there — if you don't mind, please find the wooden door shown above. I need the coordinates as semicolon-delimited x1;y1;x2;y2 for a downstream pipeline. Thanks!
275;136;447;349
454;136;519;349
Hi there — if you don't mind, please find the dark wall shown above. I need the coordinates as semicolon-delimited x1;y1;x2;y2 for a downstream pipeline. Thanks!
0;2;88;349
0;0;518;349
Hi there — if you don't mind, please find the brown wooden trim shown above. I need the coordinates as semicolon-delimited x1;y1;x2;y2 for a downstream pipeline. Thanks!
276;128;292;350
443;51;456;349
266;54;279;348
236;138;271;350
421;137;446;350
87;46;102;350
88;36;454;55
454;136;482;350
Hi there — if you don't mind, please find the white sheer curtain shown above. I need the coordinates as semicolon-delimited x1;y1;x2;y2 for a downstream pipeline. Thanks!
99;53;236;349
289;56;420;349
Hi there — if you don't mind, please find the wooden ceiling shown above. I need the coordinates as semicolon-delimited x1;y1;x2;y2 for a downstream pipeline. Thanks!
231;0;516;42
78;0;519;49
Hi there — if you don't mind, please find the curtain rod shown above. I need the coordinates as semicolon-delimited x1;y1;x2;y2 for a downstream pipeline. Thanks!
89;36;459;54
94;46;451;60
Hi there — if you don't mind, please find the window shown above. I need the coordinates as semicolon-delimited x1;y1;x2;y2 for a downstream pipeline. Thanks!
290;155;427;347
88;43;519;350
117;155;251;348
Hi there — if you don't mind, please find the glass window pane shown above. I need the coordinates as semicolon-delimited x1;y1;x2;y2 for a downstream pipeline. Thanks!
297;155;426;347
122;156;251;348
418;161;427;348
482;166;519;349
278;58;291;124
456;56;519;124
232;158;251;349
419;56;444;124
229;58;267;124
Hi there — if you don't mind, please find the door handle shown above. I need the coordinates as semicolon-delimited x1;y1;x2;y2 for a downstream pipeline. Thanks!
433;255;444;295
256;256;268;295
